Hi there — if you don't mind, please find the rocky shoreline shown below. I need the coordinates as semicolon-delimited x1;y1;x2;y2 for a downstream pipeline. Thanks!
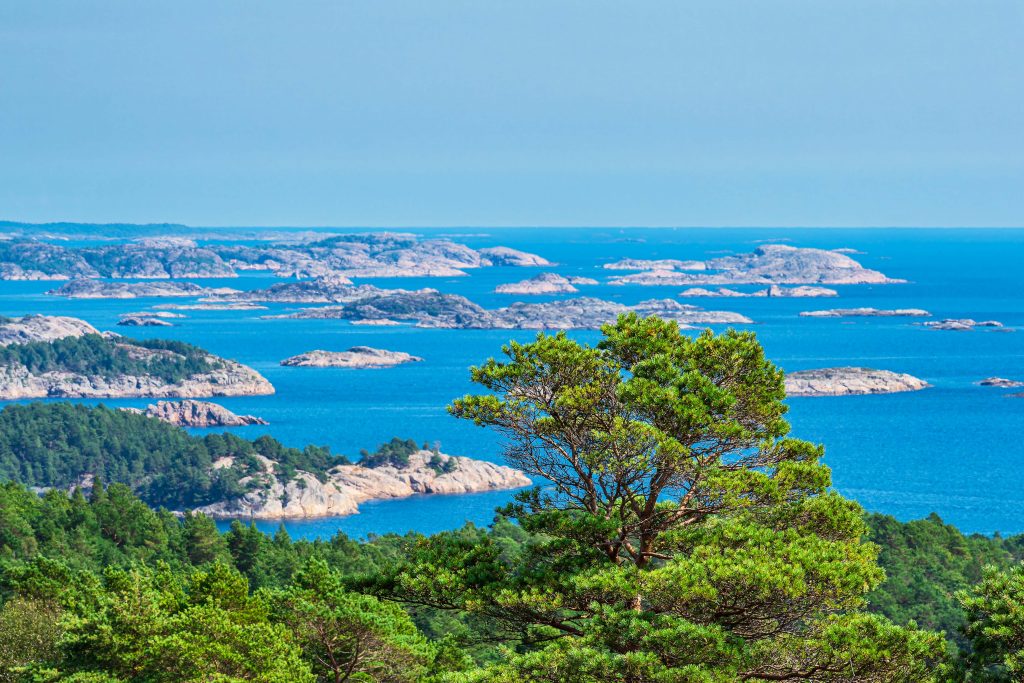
123;400;268;427
680;285;838;298
47;279;238;299
281;347;423;369
800;308;932;318
785;367;930;397
268;292;751;329
193;450;532;519
494;272;598;294
0;233;553;280
919;319;1006;331
0;315;274;400
608;245;901;286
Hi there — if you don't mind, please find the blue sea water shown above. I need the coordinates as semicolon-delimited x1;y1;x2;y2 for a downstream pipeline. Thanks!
1;228;1022;537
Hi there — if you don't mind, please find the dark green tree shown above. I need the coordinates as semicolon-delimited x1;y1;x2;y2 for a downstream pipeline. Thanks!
267;558;432;683
381;315;946;681
957;563;1024;681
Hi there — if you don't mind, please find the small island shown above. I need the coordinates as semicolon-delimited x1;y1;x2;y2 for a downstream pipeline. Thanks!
0;314;274;399
117;314;174;327
269;291;752;329
0;233;553;280
47;279;238;299
281;347;423;369
680;285;838;298
978;377;1024;388
800;308;931;318
920;318;1006;331
495;272;598;294
197;440;532;520
785;367;930;396
608;245;901;286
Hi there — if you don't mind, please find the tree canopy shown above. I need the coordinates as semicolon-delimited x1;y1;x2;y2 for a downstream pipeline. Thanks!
378;314;946;680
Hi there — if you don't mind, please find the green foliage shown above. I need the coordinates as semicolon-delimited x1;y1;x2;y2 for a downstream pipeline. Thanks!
427;455;457;475
359;438;421;469
266;559;431;682
0;597;63;682
0;403;349;509
957;563;1024;681
867;512;1019;644
409;314;948;680
57;561;314;682
3;314;1023;681
0;334;219;384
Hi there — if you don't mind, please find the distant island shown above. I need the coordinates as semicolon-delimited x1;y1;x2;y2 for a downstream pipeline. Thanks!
0;314;273;399
607;245;901;285
266;292;752;329
281;347;423;369
494;272;598;294
785;367;930;396
0;232;551;280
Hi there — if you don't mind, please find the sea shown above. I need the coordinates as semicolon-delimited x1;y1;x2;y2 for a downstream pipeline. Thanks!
1;227;1022;538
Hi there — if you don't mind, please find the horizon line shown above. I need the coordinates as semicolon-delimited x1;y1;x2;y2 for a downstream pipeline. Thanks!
3;220;1024;231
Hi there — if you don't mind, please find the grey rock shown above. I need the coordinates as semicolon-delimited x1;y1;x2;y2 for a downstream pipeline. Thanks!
0;314;100;345
117;315;174;327
978;377;1024;388
495;273;598;294
281;347;423;368
47;279;238;299
801;308;931;318
127;400;268;427
193;450;531;520
785;367;929;396
610;245;900;286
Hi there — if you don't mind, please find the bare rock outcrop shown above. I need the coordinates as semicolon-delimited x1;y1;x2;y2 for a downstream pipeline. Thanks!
978;377;1024;388
604;258;706;271
126;400;268;427
785;367;929;397
801;308;931;318
281;347;423;369
117;315;174;327
47;279;238;299
680;285;838;298
495;273;598;294
610;245;900;286
0;356;275;400
194;450;531;520
0;314;100;345
479;246;552;266
919;319;1006;331
0;315;274;400
270;292;751;329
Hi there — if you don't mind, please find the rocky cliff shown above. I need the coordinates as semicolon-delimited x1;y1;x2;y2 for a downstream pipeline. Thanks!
194;450;531;519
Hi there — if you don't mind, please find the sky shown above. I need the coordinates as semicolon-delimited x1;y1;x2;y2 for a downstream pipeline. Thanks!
0;1;1021;228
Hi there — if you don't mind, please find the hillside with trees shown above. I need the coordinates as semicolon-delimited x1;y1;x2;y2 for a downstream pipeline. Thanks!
1;316;1024;680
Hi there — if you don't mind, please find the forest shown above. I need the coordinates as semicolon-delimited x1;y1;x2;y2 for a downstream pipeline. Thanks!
1;315;1023;681
0;334;219;383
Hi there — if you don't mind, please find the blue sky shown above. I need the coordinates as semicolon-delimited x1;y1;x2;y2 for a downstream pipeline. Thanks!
1;1;1021;227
